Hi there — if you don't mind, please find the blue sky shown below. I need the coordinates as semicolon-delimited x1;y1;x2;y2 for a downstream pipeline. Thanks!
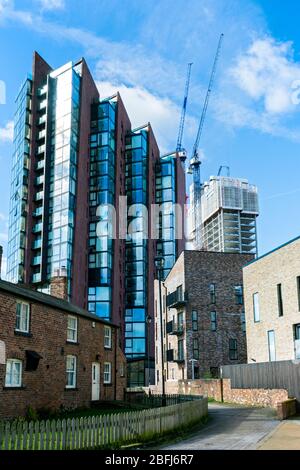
1;0;300;277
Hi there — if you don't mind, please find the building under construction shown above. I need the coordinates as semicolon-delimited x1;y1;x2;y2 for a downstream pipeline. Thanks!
189;176;259;255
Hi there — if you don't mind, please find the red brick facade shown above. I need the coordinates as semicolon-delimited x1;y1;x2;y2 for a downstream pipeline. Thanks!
0;281;126;419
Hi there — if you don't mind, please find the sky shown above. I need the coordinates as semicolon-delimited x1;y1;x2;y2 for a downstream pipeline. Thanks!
1;0;300;278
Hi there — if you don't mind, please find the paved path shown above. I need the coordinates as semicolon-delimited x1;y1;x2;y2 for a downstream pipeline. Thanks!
258;418;300;450
163;403;280;450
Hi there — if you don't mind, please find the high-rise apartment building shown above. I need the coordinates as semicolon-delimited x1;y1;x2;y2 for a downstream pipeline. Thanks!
7;52;185;386
189;176;259;255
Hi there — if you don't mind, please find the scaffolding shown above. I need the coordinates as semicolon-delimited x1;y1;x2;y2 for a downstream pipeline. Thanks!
189;176;259;255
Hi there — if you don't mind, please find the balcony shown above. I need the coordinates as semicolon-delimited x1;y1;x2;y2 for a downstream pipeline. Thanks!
35;191;44;202
37;144;45;155
39;99;47;111
34;175;44;186
32;223;42;233
32;273;41;283
32;256;41;266
166;320;184;336
33;206;43;217
38;115;46;126
166;290;188;308
37;129;46;140
35;160;44;171
166;349;185;363
32;239;42;249
38;85;47;96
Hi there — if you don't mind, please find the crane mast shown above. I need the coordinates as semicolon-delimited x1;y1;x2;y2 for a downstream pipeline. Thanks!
189;33;224;249
176;62;193;161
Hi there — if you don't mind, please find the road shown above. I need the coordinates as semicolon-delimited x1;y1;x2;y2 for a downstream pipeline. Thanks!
162;403;280;450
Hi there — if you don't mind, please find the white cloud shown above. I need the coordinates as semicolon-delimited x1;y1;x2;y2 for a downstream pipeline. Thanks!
98;81;197;153
36;0;65;11
0;121;13;142
0;213;7;222
230;38;300;114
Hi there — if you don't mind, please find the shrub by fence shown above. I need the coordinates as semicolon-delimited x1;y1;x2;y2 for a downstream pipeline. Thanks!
0;397;208;450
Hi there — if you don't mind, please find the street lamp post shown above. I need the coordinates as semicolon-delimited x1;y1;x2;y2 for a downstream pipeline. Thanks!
146;314;152;390
189;358;198;380
155;255;166;407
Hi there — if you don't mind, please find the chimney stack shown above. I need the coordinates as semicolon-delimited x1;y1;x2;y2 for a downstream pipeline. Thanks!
50;267;68;301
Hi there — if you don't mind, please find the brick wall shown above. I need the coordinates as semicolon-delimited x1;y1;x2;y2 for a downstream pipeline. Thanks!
154;378;289;410
0;287;127;419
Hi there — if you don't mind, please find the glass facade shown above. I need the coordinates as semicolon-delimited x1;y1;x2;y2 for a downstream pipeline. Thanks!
125;130;148;360
7;78;32;283
88;98;116;320
155;154;177;280
45;64;82;297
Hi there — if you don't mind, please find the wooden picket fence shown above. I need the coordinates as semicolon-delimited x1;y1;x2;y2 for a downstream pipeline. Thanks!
0;397;207;450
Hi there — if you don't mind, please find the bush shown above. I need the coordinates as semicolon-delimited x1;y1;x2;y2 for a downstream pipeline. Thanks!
26;406;38;422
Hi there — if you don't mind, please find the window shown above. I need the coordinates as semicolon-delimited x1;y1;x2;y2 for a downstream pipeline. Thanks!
67;316;78;343
178;339;184;360
193;339;199;359
119;362;125;377
229;339;238;360
268;330;276;362
156;370;159;383
177;284;183;301
209;284;216;304
104;362;112;384
192;310;198;331
234;285;243;305
294;324;300;359
210;311;217;331
15;302;30;333
104;326;112;348
66;355;76;388
5;359;22;387
241;313;246;334
277;284;283;317
297;277;300;311
253;293;260;322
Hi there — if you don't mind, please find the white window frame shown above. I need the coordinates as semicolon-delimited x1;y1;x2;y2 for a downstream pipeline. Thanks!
104;326;112;349
5;359;22;387
67;315;78;343
268;330;276;362
15;301;30;333
104;362;112;384
253;292;260;323
66;355;77;389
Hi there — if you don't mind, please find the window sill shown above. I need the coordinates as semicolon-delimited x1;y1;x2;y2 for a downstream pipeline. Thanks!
64;387;79;391
3;386;25;390
14;330;32;338
104;346;112;351
66;341;79;345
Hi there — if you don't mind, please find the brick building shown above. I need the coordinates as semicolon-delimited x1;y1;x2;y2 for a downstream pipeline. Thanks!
154;250;253;389
243;235;300;363
0;276;126;419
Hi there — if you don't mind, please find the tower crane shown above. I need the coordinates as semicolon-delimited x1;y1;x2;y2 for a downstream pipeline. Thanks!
217;165;230;177
176;62;193;163
188;33;224;249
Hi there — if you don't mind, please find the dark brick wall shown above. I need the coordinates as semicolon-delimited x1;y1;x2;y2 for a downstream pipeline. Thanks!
184;251;253;377
0;289;126;419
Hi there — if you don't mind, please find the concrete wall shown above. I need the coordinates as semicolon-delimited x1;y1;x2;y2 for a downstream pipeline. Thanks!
243;237;300;363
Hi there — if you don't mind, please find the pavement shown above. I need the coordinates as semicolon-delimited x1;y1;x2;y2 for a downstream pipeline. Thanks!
162;403;281;450
258;418;300;450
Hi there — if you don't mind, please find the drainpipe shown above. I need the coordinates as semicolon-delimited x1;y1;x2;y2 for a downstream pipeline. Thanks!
114;327;117;401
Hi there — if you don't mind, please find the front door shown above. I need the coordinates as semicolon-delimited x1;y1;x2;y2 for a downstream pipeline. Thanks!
92;363;100;401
